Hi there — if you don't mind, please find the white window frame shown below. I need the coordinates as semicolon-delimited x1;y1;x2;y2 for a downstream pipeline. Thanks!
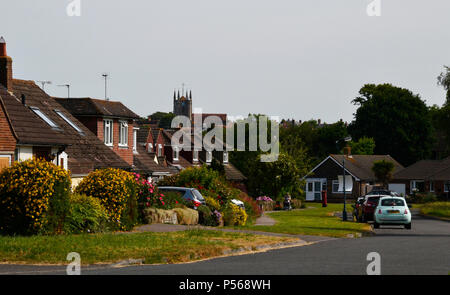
55;110;83;133
148;143;153;153
119;120;128;147
173;147;179;161
444;181;450;193
193;150;199;162
332;180;341;194
223;151;229;163
206;151;212;163
30;107;58;128
133;128;138;152
103;119;113;146
157;144;163;157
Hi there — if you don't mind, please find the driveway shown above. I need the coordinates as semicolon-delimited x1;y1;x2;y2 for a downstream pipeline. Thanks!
0;211;448;275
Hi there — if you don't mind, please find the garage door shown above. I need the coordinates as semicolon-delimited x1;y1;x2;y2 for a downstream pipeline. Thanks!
389;183;406;195
0;156;10;171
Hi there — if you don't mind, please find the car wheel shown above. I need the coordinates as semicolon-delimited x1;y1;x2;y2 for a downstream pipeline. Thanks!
405;223;411;230
373;222;380;229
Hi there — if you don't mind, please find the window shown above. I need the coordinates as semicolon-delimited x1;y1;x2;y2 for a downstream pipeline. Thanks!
30;107;58;128
119;121;128;146
55;110;83;133
223;151;229;163
307;182;313;192
157;144;163;157
381;198;405;207
103;119;113;146
430;181;434;192
445;181;450;193
332;180;340;193
193;150;199;161
206;151;212;163
173;147;179;161
411;180;425;193
147;143;153;153
133;128;138;152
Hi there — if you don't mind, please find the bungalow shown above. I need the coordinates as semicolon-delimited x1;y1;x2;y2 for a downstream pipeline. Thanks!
0;37;131;185
303;153;404;202
391;157;450;198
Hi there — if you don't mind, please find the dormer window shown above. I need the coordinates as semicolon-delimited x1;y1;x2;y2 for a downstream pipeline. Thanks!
119;121;128;147
103;119;113;146
157;144;163;157
223;151;229;163
148;143;153;153
206;151;212;163
30;107;58;129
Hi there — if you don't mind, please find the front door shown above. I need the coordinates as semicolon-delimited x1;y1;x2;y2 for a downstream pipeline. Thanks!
306;178;326;201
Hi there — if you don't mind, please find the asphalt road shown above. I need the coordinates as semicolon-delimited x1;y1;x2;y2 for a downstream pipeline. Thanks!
1;212;449;275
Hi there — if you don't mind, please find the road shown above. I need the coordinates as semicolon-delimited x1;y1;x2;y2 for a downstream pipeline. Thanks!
0;212;449;275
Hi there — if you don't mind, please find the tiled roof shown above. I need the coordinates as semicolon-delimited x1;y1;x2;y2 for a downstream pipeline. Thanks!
393;157;450;181
330;154;404;181
0;84;69;146
12;79;130;175
133;145;172;174
224;163;246;182
54;97;140;119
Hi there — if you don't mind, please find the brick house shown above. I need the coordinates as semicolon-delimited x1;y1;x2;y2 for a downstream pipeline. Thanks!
0;37;131;185
55;97;140;166
391;157;450;198
303;154;404;202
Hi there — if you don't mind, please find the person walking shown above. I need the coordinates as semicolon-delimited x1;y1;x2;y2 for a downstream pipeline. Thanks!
284;193;292;211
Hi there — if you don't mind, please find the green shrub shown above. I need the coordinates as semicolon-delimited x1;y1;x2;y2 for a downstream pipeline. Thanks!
198;205;217;226
408;193;438;204
420;202;450;218
64;194;109;234
205;196;221;212
75;168;138;231
223;204;248;226
0;158;71;235
291;199;303;209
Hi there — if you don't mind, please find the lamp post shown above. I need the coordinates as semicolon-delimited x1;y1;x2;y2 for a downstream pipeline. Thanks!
342;136;352;221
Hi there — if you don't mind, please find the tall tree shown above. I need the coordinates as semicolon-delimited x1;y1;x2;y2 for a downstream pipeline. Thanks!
349;137;375;155
372;160;395;188
348;84;433;166
437;66;450;103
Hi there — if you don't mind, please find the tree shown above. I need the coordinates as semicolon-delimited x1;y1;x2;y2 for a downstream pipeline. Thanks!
149;112;176;129
349;137;375;155
437;66;450;103
348;84;433;166
371;160;395;188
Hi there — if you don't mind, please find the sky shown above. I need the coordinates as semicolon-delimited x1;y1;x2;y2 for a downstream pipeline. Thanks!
1;0;449;123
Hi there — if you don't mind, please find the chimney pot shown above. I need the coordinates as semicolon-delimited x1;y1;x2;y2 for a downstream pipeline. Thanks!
0;37;6;56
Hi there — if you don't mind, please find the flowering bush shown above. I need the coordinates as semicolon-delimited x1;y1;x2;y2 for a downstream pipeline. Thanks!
223;203;248;226
256;196;273;202
237;192;262;218
0;158;71;235
75;168;138;230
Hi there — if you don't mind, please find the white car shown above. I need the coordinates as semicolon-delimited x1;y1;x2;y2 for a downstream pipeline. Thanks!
374;196;412;229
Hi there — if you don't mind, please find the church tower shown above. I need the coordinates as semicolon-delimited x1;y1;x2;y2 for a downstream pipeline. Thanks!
173;88;192;121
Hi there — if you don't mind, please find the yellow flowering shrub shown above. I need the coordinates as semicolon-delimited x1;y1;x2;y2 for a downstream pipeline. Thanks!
0;158;71;235
223;204;248;226
74;168;138;230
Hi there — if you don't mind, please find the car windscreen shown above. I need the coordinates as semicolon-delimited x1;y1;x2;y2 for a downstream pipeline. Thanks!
367;197;380;203
381;198;405;206
192;189;205;201
158;189;186;199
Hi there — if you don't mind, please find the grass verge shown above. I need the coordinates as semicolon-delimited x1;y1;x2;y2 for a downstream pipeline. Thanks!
235;203;371;238
418;202;450;219
0;230;297;265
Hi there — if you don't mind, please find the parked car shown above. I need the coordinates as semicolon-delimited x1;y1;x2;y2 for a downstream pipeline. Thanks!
367;189;400;197
357;195;383;222
374;196;412;229
352;197;365;222
158;186;206;208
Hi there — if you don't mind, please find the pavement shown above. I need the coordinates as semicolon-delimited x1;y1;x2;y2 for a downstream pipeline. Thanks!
0;211;448;275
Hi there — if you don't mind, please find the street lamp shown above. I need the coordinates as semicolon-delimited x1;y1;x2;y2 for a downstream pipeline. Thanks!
342;136;352;221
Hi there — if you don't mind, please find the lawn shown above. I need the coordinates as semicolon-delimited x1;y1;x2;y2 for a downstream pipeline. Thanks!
0;230;297;265
241;203;372;238
417;202;450;219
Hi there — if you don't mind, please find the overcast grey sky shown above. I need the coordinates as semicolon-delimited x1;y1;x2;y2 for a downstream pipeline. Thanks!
1;0;449;122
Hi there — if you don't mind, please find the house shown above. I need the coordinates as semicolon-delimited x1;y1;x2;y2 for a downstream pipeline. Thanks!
54;97;141;166
303;153;404;202
391;157;450;197
0;37;131;184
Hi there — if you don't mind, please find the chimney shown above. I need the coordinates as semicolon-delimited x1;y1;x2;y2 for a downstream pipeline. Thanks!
345;146;352;158
0;37;13;91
